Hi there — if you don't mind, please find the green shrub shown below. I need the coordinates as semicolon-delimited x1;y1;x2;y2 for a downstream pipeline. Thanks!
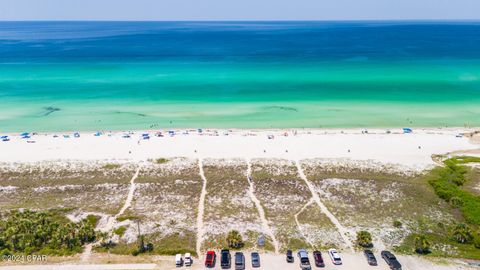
428;157;480;225
393;220;402;228
356;231;373;248
226;230;244;249
86;214;100;227
113;226;127;237
155;158;169;164
414;234;431;254
452;224;474;244
103;163;121;170
0;210;96;255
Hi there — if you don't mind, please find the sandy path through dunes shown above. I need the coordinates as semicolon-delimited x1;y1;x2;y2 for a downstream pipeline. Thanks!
195;159;208;258
294;198;316;249
295;160;354;252
80;164;142;262
246;159;280;253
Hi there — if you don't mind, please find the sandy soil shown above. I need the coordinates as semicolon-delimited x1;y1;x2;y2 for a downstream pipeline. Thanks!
0;128;478;170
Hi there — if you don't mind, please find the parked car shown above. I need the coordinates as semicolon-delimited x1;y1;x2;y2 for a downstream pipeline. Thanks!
184;253;192;266
297;249;311;270
221;249;231;269
381;251;402;270
313;251;325;267
328;249;342;265
251;252;260;268
175;254;183;267
286;249;294;263
364;250;377;266
205;250;216;268
234;252;245;270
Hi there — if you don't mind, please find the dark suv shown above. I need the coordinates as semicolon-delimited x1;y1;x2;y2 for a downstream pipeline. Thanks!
286;250;294;263
381;251;402;270
221;249;231;269
364;250;377;266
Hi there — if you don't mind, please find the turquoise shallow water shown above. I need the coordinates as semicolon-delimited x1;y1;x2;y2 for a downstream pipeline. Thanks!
0;22;480;132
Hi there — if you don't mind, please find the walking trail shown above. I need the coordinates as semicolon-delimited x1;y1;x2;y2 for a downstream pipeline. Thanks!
81;164;142;262
196;158;208;258
246;159;280;254
294;198;316;249
295;160;354;252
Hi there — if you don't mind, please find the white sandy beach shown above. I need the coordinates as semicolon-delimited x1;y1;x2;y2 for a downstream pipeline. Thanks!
0;128;478;169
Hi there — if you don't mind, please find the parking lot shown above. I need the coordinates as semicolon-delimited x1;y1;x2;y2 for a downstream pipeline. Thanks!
174;251;469;270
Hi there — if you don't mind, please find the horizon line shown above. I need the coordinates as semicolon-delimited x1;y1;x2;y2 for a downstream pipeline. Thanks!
1;19;480;22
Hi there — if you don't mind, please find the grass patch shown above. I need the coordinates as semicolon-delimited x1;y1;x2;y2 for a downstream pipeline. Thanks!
86;214;100;227
153;158;169;164
103;163;121;170
113;226;127;237
116;215;140;222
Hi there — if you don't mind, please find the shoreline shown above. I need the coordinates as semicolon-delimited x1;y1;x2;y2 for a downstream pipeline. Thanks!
1;126;478;136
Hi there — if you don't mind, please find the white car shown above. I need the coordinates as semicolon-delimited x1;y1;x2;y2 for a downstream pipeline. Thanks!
175;254;183;267
328;249;342;265
184;252;193;266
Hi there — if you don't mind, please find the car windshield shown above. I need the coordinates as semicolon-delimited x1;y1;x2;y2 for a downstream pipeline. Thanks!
207;254;213;260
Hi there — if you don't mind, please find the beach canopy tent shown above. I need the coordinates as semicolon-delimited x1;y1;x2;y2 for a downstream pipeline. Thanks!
168;130;175;136
20;132;29;136
403;128;413;133
74;132;80;138
94;132;102;136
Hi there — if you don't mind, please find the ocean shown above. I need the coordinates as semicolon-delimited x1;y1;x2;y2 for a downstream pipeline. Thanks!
0;21;479;132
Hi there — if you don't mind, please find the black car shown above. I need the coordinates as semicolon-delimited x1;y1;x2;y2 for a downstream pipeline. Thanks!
381;251;402;270
313;251;325;267
286;250;294;263
251;252;261;268
234;252;245;270
221;249;231;269
364;250;377;266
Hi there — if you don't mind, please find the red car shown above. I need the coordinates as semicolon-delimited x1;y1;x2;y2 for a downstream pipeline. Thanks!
313;250;325;267
205;250;216;268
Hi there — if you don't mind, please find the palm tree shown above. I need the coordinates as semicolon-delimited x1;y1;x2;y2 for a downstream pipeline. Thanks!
414;234;431;254
226;230;244;249
452;223;473;244
356;231;373;247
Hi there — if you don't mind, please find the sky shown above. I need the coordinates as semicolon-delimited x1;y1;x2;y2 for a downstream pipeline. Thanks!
0;0;479;21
